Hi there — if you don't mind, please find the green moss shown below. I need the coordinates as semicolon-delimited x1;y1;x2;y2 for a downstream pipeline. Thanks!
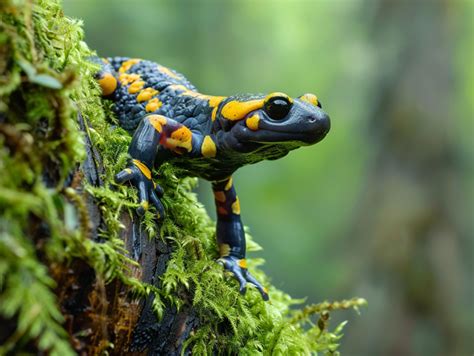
0;0;365;354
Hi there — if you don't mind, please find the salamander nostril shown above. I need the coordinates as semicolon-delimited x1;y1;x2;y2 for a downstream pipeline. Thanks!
319;113;331;134
308;112;331;136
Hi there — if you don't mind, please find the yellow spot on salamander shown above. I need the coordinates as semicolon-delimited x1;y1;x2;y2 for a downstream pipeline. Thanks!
159;65;180;79
141;200;149;211
231;197;241;215
119;58;140;73
224;177;233;191
207;96;226;108
148;114;167;124
148;115;167;133
299;93;319;106
137;87;159;102
119;73;140;85
219;243;231;257
201;135;217;158
168;84;189;92
170;127;192;143
125;168;132;174
213;191;226;203
221;99;265;121
246;114;260;131
181;91;200;98
132;159;151;180
146;98;163;112
168;126;192;152
238;259;247;268
162;84;225;121
128;81;145;94
211;106;219;121
98;73;117;96
177;88;225;107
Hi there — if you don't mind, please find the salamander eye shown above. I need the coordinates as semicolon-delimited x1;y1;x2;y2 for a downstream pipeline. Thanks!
264;96;292;120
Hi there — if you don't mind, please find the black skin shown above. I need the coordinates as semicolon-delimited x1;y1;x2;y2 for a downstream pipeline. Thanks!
97;57;330;300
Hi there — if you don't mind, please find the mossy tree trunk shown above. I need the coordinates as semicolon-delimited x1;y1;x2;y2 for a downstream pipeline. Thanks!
56;113;198;354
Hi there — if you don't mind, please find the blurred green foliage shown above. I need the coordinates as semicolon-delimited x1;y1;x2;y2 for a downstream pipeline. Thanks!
63;0;473;354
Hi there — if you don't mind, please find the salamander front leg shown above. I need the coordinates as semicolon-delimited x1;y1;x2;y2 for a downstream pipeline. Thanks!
115;114;199;218
213;177;269;301
115;159;165;217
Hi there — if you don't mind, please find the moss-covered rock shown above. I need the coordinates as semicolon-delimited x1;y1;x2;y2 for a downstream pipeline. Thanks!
0;0;365;354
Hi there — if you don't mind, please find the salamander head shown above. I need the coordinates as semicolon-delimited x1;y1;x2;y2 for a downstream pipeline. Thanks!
214;92;330;160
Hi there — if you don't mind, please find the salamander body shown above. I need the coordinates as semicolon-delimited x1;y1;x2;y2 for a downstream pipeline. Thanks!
95;57;331;300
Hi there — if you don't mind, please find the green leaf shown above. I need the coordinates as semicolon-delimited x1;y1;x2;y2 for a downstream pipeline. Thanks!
30;74;63;89
16;59;37;78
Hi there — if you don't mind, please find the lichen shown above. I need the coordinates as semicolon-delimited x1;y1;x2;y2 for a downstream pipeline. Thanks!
0;0;365;354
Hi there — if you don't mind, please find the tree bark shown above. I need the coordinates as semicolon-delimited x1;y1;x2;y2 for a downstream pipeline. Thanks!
54;112;198;355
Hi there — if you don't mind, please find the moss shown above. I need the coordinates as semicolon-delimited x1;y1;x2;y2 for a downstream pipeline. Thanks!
0;0;366;354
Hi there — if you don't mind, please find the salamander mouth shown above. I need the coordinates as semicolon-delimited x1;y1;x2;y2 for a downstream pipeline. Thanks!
248;131;322;145
231;116;330;146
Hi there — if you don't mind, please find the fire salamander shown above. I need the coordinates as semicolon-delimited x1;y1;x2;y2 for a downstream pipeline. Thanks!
94;57;330;300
